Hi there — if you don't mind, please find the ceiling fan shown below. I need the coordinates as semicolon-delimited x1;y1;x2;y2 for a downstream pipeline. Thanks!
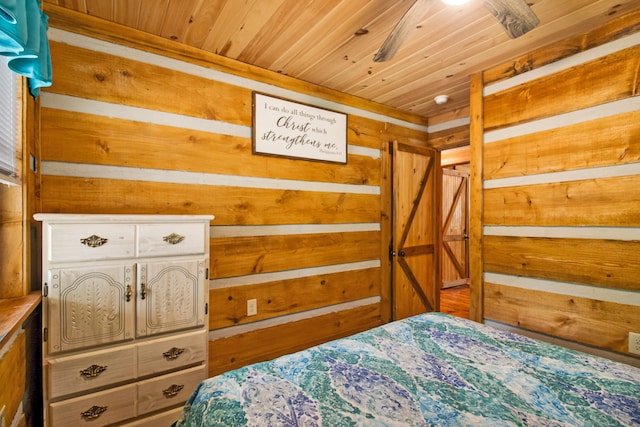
373;0;540;62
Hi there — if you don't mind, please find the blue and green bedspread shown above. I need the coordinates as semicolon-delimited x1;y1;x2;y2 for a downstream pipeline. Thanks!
175;313;640;426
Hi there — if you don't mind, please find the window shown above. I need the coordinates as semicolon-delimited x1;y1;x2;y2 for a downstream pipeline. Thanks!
0;57;19;186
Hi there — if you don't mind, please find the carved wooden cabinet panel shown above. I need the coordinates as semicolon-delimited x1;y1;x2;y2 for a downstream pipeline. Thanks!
35;214;213;427
46;264;135;353
136;259;206;337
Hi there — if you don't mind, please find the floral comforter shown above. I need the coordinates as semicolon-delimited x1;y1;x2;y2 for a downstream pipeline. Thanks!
175;313;640;426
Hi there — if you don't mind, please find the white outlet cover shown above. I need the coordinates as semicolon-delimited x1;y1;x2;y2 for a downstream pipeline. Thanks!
247;299;257;316
629;332;640;355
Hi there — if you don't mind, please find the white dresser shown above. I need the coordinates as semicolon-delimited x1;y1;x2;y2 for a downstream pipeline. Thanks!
34;214;214;427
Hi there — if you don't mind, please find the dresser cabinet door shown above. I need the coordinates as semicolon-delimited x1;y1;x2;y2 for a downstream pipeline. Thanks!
46;265;136;353
136;259;206;337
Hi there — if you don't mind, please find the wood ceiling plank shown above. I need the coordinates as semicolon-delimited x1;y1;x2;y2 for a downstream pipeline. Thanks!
200;0;266;57
56;0;87;12
159;0;201;43
85;0;113;20
235;0;338;68
222;0;289;59
262;0;390;77
114;0;142;27
137;0;169;35
182;0;226;49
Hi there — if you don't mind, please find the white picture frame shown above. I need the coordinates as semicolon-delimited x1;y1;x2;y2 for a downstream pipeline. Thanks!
252;92;347;164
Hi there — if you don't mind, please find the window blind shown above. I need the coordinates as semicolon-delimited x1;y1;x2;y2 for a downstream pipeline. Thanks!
0;57;18;185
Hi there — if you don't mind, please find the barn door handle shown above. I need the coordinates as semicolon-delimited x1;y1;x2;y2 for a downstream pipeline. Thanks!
398;250;406;257
464;234;469;240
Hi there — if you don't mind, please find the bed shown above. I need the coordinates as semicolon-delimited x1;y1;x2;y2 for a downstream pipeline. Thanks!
174;313;640;426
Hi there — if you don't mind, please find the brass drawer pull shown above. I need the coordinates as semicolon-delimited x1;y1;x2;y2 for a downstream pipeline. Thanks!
81;405;107;420
162;384;184;398
140;283;147;300
80;234;108;248
163;347;184;360
80;364;108;378
125;284;132;302
163;233;185;245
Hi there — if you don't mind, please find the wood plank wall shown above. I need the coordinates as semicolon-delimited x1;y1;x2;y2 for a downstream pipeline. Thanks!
475;10;640;360
39;5;428;376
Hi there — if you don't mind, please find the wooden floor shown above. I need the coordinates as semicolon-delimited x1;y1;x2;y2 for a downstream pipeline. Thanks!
439;285;470;319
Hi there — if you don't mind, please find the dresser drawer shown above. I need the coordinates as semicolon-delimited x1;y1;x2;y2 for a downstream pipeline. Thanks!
46;223;136;262
118;406;183;427
49;383;137;427
48;344;137;399
137;365;206;416
137;329;207;377
137;223;207;257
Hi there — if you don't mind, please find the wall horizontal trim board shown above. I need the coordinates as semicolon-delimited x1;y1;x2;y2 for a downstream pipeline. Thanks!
428;117;470;134
484;31;640;96
484;162;639;189
484;272;640;306
210;260;381;289
484;320;640;368
42;94;382;160
41;161;380;195
209;296;380;339
484;96;639;143
48;29;427;133
484;226;640;241
212;223;380;238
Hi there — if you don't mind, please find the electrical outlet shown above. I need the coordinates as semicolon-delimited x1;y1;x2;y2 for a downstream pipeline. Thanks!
247;299;257;316
630;332;640;356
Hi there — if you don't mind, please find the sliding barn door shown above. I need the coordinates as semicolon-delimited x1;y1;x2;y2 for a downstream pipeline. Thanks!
442;167;470;289
391;142;440;320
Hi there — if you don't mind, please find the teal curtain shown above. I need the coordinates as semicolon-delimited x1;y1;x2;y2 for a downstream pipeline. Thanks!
0;0;52;97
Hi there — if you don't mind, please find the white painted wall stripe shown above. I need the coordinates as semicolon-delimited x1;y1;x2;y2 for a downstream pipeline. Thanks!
41;161;381;195
348;144;380;159
484;162;640;189
49;29;428;133
209;296;381;339
41;92;251;138
485;97;640;143
427;117;470;133
210;260;381;289
484;272;640;306
212;223;380;238
484;32;640;95
483;226;640;241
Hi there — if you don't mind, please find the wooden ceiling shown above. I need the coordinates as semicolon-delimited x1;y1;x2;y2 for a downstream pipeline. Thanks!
42;0;640;119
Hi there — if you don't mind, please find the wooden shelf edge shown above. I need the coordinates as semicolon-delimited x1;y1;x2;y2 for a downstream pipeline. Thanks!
0;292;41;349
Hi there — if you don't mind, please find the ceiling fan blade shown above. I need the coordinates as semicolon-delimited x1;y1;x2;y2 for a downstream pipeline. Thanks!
374;0;433;62
482;0;540;38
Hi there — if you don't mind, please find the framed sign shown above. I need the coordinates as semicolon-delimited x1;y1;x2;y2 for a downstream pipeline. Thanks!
252;92;347;164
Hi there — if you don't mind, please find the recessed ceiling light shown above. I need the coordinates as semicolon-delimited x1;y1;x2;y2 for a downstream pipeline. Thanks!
434;95;449;105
